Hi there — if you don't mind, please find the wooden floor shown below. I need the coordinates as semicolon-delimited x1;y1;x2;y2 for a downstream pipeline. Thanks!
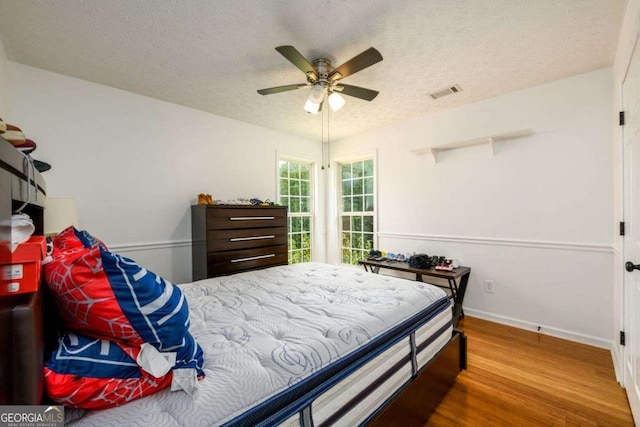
382;316;634;426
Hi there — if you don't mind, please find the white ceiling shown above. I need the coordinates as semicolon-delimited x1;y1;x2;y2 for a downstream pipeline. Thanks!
0;0;626;141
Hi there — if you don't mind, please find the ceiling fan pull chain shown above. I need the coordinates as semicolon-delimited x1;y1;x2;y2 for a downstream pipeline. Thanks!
321;106;326;170
327;107;331;169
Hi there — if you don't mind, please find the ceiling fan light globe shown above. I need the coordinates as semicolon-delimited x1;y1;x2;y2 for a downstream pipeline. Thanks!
304;99;320;114
308;84;326;104
328;92;346;112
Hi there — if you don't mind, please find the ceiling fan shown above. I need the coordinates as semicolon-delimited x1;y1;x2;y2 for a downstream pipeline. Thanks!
257;45;383;114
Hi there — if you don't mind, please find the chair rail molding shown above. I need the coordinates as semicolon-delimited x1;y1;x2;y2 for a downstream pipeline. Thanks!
109;239;192;253
377;232;614;254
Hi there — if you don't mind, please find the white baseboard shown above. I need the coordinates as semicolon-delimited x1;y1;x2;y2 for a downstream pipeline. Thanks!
464;308;612;350
612;344;624;385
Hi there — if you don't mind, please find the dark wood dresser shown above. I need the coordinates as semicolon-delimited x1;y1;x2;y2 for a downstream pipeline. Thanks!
191;204;288;279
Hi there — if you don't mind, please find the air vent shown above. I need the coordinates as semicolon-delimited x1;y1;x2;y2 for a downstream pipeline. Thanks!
428;84;463;100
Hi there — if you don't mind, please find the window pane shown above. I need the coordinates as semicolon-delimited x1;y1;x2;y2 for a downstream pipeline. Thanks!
342;247;351;264
342;232;351;248
363;215;373;232
293;233;302;249
353;162;364;178
364;195;374;212
302;249;311;262
279;161;289;178
353;178;363;195
292;217;301;232
300;197;310;213
301;180;310;196
290;163;300;179
364;177;373;194
291;197;300;213
290;180;300;196
341;164;352;180
363;159;374;177
351;232;361;248
342;216;350;231
303;216;311;231
280;179;289;195
352;216;362;232
351;249;363;264
302;232;311;249
342;196;352;212
280;196;289;207
364;233;374;250
352;196;363;212
342;179;352;196
301;165;310;180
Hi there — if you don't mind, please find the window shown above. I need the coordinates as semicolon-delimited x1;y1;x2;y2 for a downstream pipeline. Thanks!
279;159;313;264
340;158;375;265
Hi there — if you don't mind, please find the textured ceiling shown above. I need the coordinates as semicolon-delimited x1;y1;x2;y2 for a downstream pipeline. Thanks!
0;0;626;141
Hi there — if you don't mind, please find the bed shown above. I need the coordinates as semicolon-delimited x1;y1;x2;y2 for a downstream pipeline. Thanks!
0;137;467;426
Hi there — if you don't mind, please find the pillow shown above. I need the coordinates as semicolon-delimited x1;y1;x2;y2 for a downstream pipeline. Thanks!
44;332;173;409
44;245;204;375
50;226;107;253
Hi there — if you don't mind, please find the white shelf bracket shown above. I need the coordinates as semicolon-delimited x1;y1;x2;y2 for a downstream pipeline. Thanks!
409;147;439;162
489;137;496;155
429;148;439;163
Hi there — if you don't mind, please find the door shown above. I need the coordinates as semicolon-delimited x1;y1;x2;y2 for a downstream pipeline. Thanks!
623;28;640;422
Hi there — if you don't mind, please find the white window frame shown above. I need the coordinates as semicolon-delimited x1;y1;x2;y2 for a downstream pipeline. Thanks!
277;156;315;264
335;152;377;266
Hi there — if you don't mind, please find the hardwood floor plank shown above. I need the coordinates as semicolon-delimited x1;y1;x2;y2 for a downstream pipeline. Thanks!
374;316;634;426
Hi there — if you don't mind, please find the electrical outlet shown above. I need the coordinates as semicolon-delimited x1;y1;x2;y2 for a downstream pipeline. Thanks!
484;280;495;294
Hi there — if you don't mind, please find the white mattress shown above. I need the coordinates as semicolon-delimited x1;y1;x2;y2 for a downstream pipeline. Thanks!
66;262;450;426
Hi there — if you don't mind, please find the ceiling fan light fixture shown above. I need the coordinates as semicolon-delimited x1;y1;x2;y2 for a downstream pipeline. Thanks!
308;84;326;104
304;98;320;114
328;92;346;112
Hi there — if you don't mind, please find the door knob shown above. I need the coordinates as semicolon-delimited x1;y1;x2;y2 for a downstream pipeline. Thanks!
626;262;640;272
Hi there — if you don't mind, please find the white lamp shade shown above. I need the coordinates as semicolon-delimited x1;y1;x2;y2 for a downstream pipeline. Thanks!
304;98;320;114
44;198;79;235
308;84;325;103
328;92;346;112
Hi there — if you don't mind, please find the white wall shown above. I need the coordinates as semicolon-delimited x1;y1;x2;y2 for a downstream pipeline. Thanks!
332;68;615;347
0;38;8;117
7;63;323;283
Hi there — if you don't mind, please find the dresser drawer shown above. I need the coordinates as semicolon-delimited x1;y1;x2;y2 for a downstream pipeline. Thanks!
207;245;288;276
206;210;287;230
207;227;287;252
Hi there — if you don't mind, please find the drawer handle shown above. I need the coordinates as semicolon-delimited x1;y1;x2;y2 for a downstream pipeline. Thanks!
230;216;275;221
231;254;276;263
230;235;275;242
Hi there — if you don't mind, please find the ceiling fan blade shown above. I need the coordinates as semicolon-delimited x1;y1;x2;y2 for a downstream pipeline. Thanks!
275;46;317;79
336;84;379;101
257;84;306;95
329;47;383;80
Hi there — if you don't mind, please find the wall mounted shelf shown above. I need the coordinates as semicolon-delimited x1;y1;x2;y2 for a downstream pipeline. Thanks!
410;128;535;163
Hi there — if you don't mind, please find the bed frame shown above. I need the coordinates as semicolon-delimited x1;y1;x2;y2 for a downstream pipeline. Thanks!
0;136;466;424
